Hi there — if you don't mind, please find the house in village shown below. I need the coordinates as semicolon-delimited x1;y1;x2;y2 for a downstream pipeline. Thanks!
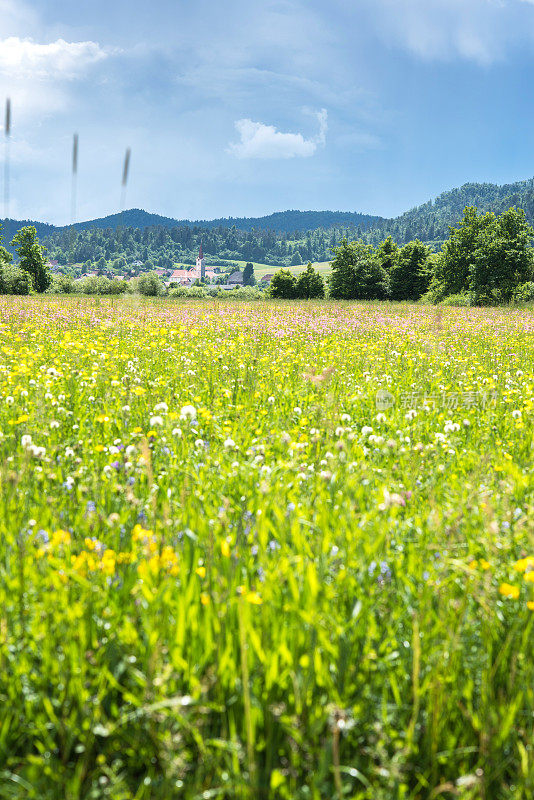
227;270;244;285
168;268;194;285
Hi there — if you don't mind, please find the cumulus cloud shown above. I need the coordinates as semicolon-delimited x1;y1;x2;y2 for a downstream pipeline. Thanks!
229;109;327;159
0;37;109;79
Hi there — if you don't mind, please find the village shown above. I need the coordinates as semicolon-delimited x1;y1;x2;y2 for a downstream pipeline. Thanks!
45;244;275;290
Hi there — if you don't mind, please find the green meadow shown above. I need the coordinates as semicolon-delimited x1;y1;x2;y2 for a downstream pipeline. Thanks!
0;296;533;800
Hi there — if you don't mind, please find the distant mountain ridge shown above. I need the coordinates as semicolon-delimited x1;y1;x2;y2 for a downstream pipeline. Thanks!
3;176;534;245
67;208;384;234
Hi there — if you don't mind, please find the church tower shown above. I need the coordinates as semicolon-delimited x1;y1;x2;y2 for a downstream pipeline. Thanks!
196;243;205;282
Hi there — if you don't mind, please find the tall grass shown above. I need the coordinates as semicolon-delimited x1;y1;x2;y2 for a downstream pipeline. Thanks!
0;296;533;799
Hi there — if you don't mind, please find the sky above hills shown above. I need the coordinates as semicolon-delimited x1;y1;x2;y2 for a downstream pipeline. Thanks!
2;0;534;225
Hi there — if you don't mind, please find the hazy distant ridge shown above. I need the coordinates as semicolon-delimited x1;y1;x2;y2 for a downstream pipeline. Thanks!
4;176;534;243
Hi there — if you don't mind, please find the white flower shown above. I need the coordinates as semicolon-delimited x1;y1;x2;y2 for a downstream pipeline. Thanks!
172;427;182;437
28;444;46;459
149;415;164;427
21;434;32;448
50;421;60;429
122;405;131;413
267;396;275;404
224;438;236;449
293;406;302;416
65;447;75;458
195;439;205;449
153;402;168;414
405;409;417;420
126;445;136;457
5;396;14;405
444;420;460;433
512;409;522;419
341;413;351;423
375;413;387;423
361;426;373;437
463;419;470;427
180;405;197;421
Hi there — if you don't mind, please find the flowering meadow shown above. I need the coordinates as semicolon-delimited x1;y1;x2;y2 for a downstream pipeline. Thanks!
1;295;534;800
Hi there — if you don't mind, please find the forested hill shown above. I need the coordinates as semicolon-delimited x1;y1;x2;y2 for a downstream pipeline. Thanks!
174;210;383;233
64;208;383;234
371;178;534;246
4;176;534;272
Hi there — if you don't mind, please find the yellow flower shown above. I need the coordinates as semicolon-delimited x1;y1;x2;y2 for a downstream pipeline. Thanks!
133;387;146;396
196;566;206;579
245;591;263;605
200;593;210;605
221;540;231;558
524;572;534;584
468;560;478;570
51;529;71;547
499;583;520;599
101;549;116;575
479;559;490;571
513;557;534;573
527;601;534;611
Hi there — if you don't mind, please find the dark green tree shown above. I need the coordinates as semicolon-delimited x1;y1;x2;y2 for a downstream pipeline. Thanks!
390;240;432;301
329;239;388;300
296;262;325;299
469;208;533;303
0;223;13;268
243;262;255;286
137;272;164;297
376;236;399;275
431;206;534;303
431;206;493;300
269;269;297;299
11;226;50;292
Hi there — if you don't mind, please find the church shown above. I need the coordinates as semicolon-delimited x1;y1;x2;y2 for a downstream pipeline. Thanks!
196;243;205;281
167;244;216;285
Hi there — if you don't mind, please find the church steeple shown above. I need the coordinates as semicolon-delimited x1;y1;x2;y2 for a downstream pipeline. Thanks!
196;242;205;281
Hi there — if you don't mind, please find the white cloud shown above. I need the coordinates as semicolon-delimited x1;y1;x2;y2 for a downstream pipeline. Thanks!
229;109;327;159
0;37;109;79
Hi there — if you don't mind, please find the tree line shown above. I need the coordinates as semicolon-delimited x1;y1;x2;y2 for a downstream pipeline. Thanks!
3;205;534;306
269;206;534;305
0;225;50;295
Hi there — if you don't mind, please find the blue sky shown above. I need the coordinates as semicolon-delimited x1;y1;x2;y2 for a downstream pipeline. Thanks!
2;0;534;225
